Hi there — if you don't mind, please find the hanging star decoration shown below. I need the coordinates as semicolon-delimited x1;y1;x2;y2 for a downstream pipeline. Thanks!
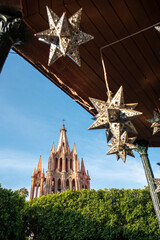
147;109;160;135
88;55;142;162
107;132;136;163
88;85;142;141
35;6;94;66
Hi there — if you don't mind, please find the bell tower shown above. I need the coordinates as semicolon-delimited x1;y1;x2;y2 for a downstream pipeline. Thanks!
30;123;90;199
30;156;45;199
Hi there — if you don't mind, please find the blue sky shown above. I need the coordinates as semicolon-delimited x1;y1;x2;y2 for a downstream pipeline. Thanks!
0;51;160;196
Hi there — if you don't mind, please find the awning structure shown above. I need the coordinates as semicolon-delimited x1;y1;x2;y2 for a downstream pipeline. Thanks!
1;0;160;146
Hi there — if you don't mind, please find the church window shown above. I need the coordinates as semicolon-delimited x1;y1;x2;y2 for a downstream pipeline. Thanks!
66;158;68;171
66;179;69;189
55;158;58;170
51;178;55;193
34;185;40;198
70;159;73;170
60;158;62;172
58;179;61;192
72;179;75;190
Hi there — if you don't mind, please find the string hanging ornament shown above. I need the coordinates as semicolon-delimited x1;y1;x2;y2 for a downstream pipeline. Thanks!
86;21;160;161
88;51;142;162
35;6;94;66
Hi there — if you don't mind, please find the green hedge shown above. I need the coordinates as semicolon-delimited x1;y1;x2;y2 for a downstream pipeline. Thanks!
22;187;160;240
0;185;25;240
0;185;159;239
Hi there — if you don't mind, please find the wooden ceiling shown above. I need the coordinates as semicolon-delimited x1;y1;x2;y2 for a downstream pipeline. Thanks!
1;0;160;146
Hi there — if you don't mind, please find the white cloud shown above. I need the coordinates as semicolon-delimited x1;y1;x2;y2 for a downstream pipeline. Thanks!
85;152;147;190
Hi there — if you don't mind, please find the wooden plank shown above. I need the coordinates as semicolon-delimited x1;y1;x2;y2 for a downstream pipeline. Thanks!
25;0;39;16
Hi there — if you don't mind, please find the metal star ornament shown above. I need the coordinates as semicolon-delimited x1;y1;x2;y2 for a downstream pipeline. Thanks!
147;109;160;135
107;131;136;163
35;6;94;66
88;54;143;161
88;86;142;139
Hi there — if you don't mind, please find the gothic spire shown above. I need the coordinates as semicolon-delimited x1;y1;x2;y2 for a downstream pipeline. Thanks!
73;143;77;155
81;158;86;174
32;168;36;176
51;141;55;153
41;168;45;177
77;158;80;172
36;155;42;173
56;123;70;154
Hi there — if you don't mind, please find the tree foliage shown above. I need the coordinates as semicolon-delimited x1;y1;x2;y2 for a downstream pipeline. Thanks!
0;184;159;240
22;187;160;240
0;184;25;240
15;187;29;200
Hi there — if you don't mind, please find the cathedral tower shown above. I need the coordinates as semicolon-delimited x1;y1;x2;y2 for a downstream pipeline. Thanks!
30;156;45;199
30;124;90;199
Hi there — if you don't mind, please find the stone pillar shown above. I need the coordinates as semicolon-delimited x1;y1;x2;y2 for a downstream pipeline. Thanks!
55;178;58;193
61;172;66;191
35;186;38;198
48;157;52;170
40;174;45;197
62;156;66;172
68;159;70;171
69;178;72;190
52;155;55;171
0;13;25;72
30;176;35;200
87;177;90;190
75;177;78;190
135;139;160;227
45;170;52;194
73;156;76;172
75;157;77;172
58;158;60;171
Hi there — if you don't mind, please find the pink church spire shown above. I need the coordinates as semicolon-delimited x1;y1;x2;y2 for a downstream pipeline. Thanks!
56;123;70;154
36;155;42;173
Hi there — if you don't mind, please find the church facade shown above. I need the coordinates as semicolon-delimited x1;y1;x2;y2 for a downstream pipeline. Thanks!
30;124;90;199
